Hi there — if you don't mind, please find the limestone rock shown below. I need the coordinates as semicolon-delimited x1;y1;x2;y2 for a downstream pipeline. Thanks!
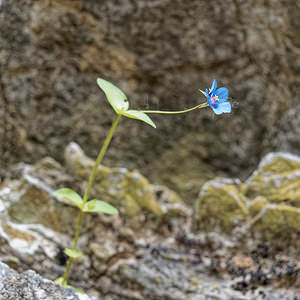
195;152;300;239
195;178;248;233
102;252;300;300
250;204;300;239
0;162;85;236
0;262;96;300
245;153;300;205
64;142;187;218
0;142;187;277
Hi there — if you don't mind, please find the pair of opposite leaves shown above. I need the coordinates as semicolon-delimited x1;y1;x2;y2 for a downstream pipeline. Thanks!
97;78;157;128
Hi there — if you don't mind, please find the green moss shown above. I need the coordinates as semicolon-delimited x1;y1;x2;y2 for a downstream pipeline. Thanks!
246;155;300;205
248;196;268;214
195;179;248;233
252;204;300;238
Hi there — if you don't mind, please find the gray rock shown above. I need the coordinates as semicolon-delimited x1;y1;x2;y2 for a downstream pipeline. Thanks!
1;150;300;298
194;152;300;246
0;0;299;197
0;262;96;300
103;252;300;300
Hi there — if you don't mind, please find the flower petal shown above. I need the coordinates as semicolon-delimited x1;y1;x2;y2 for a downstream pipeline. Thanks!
209;79;217;94
212;101;231;115
215;87;229;101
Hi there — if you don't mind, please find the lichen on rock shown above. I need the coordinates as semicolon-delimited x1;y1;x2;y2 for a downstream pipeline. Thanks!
195;178;248;233
245;152;300;205
65;142;164;217
195;152;300;240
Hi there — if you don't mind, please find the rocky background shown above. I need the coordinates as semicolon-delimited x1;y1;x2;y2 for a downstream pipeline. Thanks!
1;145;300;299
1;0;300;199
1;0;300;299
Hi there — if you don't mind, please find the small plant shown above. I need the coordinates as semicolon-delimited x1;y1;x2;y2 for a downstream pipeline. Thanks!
54;78;230;292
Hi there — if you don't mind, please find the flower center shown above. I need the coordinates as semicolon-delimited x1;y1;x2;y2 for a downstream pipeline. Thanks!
210;95;219;107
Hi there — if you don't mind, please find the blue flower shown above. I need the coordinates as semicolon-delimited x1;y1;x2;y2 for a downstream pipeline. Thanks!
205;79;231;115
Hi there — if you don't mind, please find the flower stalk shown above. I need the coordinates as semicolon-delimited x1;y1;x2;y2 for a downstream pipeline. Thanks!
140;103;208;114
62;114;122;285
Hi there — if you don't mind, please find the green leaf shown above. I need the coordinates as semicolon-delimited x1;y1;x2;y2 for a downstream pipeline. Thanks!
54;188;83;210
64;248;84;259
122;110;156;128
83;200;119;215
97;78;129;114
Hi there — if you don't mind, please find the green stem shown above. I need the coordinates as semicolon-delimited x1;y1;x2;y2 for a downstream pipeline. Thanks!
140;102;208;114
62;114;122;285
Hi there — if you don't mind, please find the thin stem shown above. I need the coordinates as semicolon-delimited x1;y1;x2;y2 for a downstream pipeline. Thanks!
62;114;122;285
140;102;208;114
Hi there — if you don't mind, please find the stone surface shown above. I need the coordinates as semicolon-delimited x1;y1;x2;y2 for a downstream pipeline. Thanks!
0;262;96;300
245;153;300;205
0;0;299;198
64;142;163;217
1;150;300;298
195;178;248;233
99;249;300;300
195;152;300;241
0;143;188;282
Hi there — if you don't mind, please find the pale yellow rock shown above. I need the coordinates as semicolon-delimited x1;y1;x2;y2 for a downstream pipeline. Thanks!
245;153;300;205
250;204;300;238
195;178;248;233
195;152;300;239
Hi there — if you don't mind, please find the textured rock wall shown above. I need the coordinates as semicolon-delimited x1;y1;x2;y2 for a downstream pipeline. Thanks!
0;0;299;195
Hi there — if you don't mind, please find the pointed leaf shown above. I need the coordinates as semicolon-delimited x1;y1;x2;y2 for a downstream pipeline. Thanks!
64;248;84;259
122;110;156;128
83;200;118;215
97;78;129;114
54;188;83;210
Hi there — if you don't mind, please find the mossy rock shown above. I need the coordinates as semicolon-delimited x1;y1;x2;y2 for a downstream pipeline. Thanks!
65;142;163;217
245;153;300;205
5;180;81;235
250;204;300;239
195;178;248;233
194;153;300;240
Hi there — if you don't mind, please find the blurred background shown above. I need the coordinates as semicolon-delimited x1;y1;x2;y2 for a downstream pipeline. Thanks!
1;1;300;298
1;0;299;200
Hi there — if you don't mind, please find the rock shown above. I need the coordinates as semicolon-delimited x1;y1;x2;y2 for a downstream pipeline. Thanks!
0;262;96;300
195;178;248;233
195;152;300;240
65;142;189;218
1;149;300;298
0;142;188;279
1;0;299;197
0;161;86;236
249;204;300;239
245;152;300;205
101;251;300;300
